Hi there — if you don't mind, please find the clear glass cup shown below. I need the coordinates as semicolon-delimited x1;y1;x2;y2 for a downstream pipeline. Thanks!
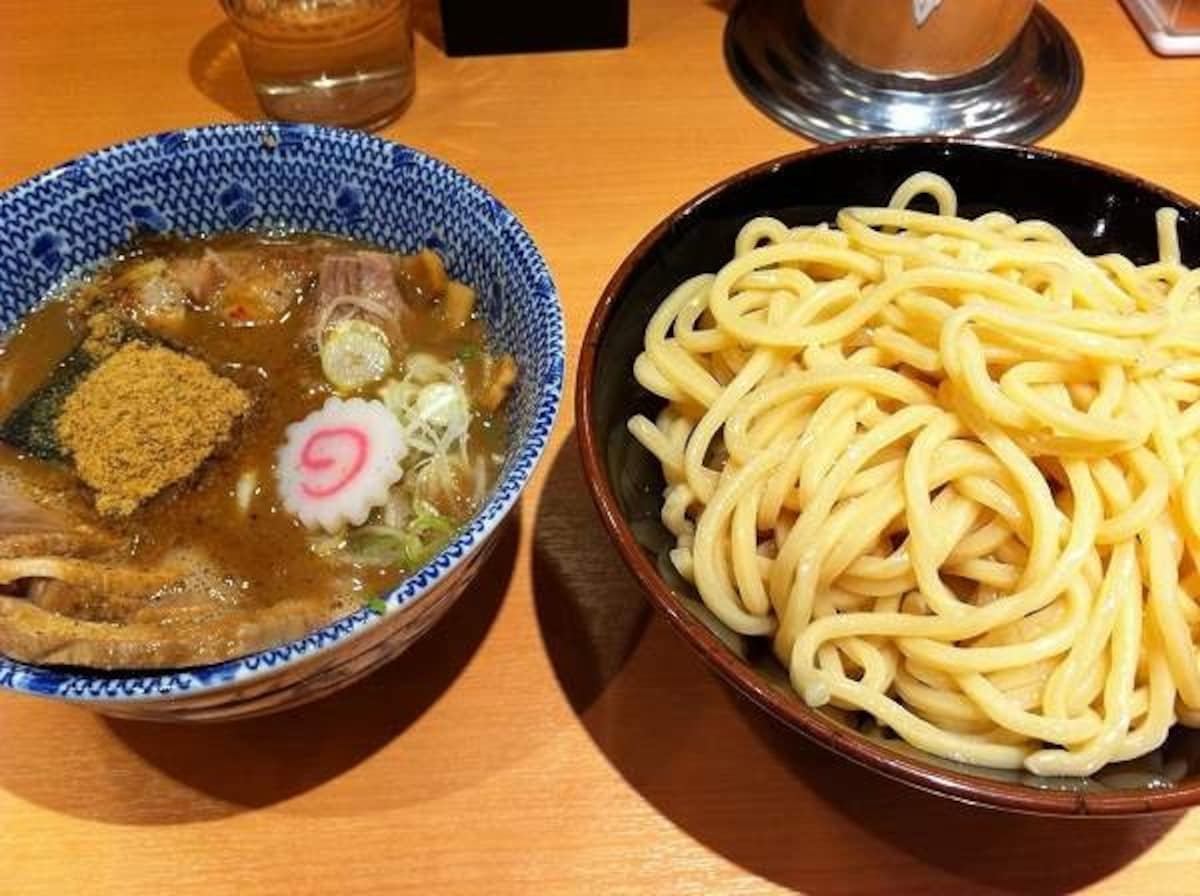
1170;0;1200;31
220;0;415;130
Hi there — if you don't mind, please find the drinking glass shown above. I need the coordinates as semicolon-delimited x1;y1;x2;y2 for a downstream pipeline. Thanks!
220;0;414;130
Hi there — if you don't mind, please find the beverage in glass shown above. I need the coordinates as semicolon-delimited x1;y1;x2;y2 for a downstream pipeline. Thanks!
221;0;414;130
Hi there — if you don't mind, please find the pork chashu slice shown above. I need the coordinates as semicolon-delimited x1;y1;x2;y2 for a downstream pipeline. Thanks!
0;476;351;670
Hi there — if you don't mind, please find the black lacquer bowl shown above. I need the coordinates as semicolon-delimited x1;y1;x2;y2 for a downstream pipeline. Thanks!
577;138;1200;815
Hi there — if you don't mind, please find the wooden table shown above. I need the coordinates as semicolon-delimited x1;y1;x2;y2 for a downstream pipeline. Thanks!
3;1;1200;893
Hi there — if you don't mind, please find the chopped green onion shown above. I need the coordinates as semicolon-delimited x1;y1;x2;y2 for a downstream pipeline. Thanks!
345;528;407;565
411;513;454;537
320;320;393;393
401;534;428;568
456;343;480;361
345;509;457;570
365;597;388;615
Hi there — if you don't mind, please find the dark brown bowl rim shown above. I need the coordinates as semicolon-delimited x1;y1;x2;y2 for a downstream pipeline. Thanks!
576;135;1200;817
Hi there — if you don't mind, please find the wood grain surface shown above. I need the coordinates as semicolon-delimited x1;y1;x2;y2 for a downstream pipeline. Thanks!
2;2;1200;893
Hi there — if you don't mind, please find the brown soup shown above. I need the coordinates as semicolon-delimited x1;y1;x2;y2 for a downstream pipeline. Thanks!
0;233;515;669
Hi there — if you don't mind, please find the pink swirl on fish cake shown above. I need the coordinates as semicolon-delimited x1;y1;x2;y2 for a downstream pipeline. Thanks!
299;427;369;499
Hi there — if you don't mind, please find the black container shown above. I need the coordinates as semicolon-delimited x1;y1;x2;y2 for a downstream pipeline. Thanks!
439;0;629;56
577;138;1200;817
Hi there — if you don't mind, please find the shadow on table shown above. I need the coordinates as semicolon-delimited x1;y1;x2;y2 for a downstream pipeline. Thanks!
0;513;517;826
533;433;1182;895
189;22;262;122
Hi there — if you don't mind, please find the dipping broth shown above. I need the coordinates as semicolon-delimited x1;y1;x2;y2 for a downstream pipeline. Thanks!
0;234;515;668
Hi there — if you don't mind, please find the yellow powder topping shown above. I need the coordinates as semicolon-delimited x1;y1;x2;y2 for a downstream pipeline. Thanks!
80;311;129;361
57;342;250;516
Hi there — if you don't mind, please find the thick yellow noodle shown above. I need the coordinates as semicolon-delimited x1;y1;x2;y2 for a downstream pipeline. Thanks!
629;172;1200;774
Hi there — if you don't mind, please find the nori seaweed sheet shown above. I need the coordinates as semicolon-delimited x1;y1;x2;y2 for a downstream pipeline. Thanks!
0;347;97;461
0;313;166;462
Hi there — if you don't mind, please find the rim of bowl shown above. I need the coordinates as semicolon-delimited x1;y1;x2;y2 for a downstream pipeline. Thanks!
0;123;565;703
576;135;1200;816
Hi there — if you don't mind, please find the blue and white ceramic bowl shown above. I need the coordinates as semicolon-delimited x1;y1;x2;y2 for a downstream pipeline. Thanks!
0;123;564;721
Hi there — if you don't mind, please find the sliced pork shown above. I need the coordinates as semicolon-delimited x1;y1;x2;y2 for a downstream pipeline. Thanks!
168;248;309;325
309;251;411;347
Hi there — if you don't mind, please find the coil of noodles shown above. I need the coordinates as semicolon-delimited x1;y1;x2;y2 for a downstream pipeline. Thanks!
628;172;1200;775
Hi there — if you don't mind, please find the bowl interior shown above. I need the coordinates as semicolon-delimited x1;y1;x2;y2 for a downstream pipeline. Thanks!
0;123;563;699
584;139;1200;813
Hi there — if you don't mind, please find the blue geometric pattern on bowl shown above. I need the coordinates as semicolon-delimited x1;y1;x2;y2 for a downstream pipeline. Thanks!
0;123;564;705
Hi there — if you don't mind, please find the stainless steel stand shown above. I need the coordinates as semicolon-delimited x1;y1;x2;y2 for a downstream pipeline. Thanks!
724;0;1084;144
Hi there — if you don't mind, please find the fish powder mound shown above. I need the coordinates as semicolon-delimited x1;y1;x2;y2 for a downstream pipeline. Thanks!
56;342;251;516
